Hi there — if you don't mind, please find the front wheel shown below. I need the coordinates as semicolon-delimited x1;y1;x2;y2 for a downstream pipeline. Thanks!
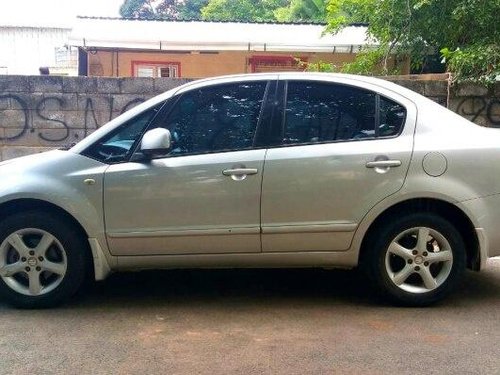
0;211;89;308
364;213;466;306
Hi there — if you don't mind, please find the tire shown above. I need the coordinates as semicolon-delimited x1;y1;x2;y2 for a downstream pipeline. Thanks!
363;212;466;306
0;211;89;308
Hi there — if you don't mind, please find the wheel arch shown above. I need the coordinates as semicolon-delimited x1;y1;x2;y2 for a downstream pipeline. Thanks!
358;198;480;271
0;198;95;278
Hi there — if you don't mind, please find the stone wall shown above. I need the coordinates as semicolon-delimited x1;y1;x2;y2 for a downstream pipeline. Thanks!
448;83;500;127
387;74;500;128
0;76;191;160
0;75;499;160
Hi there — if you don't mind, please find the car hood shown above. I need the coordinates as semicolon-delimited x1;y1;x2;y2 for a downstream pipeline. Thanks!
0;150;106;179
0;150;64;173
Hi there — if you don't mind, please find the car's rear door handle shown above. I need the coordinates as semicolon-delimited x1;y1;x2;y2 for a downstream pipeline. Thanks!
366;160;402;168
222;168;258;181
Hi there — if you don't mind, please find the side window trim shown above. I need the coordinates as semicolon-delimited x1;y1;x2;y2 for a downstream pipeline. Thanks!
254;80;278;148
258;80;285;148
378;94;407;138
137;80;274;159
251;80;272;146
271;80;407;149
128;94;184;160
81;101;169;164
375;94;381;138
123;99;172;161
280;80;288;142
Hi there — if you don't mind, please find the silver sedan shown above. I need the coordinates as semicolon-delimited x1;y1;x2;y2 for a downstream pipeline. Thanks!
0;73;498;308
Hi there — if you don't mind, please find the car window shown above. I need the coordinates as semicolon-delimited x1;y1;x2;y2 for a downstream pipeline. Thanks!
282;81;405;145
82;103;163;163
379;96;406;137
158;82;267;156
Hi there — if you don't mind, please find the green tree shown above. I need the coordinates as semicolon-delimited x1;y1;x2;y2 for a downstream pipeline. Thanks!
120;0;327;22
274;0;327;22
174;0;210;19
120;0;209;20
120;0;157;18
201;0;287;22
326;0;500;82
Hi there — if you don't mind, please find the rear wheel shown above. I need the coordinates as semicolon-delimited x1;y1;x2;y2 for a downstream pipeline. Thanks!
0;211;89;308
364;213;466;306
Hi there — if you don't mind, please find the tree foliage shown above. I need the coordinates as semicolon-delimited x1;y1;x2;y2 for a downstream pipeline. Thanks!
120;0;328;22
326;0;500;83
274;0;327;22
120;0;209;20
201;0;287;22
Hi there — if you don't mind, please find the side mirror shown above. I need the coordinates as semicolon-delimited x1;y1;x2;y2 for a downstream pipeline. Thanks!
140;128;171;158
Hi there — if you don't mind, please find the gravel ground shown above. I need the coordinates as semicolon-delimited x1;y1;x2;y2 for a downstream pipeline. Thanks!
0;259;499;374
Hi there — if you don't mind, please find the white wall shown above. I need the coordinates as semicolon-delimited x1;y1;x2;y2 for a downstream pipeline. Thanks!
0;26;76;75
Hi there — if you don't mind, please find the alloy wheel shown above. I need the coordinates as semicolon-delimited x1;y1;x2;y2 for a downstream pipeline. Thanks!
384;226;453;294
0;228;67;296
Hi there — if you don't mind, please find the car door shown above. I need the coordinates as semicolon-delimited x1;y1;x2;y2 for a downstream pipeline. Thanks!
261;77;416;252
103;79;275;256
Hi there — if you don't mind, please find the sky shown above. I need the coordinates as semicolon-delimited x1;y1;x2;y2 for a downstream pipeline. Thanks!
0;0;123;28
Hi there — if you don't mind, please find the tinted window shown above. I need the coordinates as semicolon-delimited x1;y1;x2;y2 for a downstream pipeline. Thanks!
82;103;162;163
379;96;406;137
282;82;405;145
160;82;267;155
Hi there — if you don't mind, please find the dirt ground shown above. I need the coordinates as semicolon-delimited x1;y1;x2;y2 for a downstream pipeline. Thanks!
0;259;499;374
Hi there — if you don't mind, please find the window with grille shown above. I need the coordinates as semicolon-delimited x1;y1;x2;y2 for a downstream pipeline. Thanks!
132;62;180;78
54;47;78;68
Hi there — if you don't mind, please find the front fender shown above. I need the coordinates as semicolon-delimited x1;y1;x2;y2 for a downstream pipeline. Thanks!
0;150;109;251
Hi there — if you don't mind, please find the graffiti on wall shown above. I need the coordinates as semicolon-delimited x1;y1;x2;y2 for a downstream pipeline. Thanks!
455;96;500;126
0;94;147;142
2;93;500;146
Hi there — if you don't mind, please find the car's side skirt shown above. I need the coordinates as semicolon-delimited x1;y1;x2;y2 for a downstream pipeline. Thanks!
114;250;359;271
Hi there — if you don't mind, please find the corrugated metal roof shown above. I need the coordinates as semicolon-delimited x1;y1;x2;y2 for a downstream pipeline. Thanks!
0;20;72;29
69;16;374;53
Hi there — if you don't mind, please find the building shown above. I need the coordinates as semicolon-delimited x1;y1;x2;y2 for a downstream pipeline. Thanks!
0;19;77;76
69;17;404;79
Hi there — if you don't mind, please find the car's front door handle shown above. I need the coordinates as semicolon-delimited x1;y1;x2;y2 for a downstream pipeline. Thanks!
222;168;258;176
366;160;402;169
222;168;258;181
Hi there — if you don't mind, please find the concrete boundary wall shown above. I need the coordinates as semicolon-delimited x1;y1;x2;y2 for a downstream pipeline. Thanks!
0;76;191;160
0;75;499;160
387;74;500;128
